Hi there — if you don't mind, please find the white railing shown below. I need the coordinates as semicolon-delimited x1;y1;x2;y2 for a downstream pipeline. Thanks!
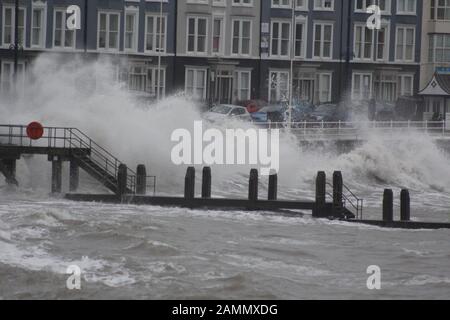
253;120;450;140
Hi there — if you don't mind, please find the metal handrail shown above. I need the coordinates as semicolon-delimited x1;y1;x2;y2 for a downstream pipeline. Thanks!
0;124;142;194
326;181;363;220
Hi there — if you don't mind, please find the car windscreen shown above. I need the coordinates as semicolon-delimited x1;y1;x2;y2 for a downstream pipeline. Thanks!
211;105;232;114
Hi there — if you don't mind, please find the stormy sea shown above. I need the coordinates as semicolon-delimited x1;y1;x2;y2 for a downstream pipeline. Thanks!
0;56;449;299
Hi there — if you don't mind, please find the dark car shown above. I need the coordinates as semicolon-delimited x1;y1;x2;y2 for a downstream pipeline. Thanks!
395;96;425;121
251;105;286;123
375;102;396;121
309;103;348;122
289;100;316;122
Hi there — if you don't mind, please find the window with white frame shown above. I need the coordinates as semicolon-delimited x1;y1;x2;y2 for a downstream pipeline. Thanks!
31;4;46;48
376;24;389;60
316;73;332;103
122;64;166;98
2;6;26;47
185;68;207;100
232;0;253;6
431;0;450;20
271;21;290;57
429;34;450;63
314;0;334;10
352;72;372;100
313;23;333;59
187;17;208;54
295;0;309;10
354;25;374;60
269;71;289;103
124;10;138;52
295;21;307;58
145;15;167;52
293;71;315;102
397;0;416;14
398;74;413;96
54;9;75;48
233;70;251;101
0;60;25;94
232;19;251;56
272;0;292;8
147;67;166;98
98;12;120;50
374;73;397;102
396;26;415;62
355;0;390;12
212;16;224;54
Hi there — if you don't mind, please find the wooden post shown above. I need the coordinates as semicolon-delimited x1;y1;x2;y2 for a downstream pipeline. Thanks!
400;189;410;221
51;158;62;194
268;173;278;200
383;189;394;222
136;164;147;195
1;159;18;186
314;171;326;217
202;167;211;198
333;171;343;216
69;160;79;192
184;167;195;199
248;169;258;201
117;164;128;198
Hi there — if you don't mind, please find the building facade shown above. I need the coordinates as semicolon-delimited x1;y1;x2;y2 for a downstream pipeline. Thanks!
175;0;261;105
0;0;176;99
419;0;450;120
0;0;423;108
261;0;422;105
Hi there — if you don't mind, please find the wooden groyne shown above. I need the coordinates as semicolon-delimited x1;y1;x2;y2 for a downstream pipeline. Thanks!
2;123;450;230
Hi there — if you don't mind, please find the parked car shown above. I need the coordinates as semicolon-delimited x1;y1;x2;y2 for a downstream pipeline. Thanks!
395;96;425;121
236;100;268;113
375;102;396;121
250;105;287;124
309;103;348;122
204;104;253;122
290;100;316;122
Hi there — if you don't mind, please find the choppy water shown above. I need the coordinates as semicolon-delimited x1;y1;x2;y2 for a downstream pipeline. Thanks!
0;189;449;300
1;56;449;299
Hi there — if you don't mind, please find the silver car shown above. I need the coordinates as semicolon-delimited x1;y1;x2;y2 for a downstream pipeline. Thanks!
204;104;252;122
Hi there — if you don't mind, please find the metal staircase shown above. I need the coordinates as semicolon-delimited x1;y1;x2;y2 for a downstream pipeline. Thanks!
0;125;154;194
326;181;364;220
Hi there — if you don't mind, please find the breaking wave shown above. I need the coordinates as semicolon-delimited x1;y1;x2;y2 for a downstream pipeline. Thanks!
1;55;450;206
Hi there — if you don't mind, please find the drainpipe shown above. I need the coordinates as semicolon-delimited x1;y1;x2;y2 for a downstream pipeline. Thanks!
157;0;163;102
13;0;19;78
84;0;88;53
173;0;178;95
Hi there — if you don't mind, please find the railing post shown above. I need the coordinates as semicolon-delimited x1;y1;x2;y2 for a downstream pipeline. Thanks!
202;167;212;199
333;171;344;217
382;189;394;222
313;171;326;218
400;189;410;221
248;169;258;201
117;164;128;198
268;173;278;201
69;159;79;192
136;164;147;195
184;167;195;200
